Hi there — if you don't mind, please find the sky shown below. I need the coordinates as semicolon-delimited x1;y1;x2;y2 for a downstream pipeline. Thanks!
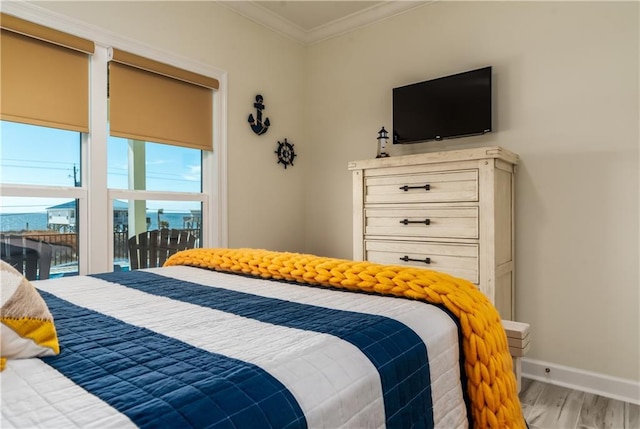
0;121;202;214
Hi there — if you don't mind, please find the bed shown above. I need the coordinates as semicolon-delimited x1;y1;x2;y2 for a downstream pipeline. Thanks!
1;248;527;428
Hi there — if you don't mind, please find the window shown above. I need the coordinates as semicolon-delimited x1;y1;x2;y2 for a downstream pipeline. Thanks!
108;137;205;269
108;137;202;193
0;196;80;278
112;199;202;271
107;48;217;270
1;122;81;187
0;14;92;277
0;122;85;277
0;10;226;275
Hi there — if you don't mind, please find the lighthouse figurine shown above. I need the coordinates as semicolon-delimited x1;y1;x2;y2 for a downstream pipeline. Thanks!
376;126;390;158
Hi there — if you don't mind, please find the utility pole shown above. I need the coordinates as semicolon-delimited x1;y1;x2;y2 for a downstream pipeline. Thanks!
70;164;80;187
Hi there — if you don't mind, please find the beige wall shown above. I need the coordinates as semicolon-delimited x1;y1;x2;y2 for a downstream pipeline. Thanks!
305;1;639;381
32;1;639;382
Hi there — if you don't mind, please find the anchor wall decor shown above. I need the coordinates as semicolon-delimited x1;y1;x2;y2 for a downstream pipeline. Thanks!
248;94;270;135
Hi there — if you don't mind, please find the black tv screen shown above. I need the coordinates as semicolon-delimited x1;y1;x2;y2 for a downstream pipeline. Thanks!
393;66;492;144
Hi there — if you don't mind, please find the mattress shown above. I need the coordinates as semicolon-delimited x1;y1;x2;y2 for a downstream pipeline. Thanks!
1;264;469;429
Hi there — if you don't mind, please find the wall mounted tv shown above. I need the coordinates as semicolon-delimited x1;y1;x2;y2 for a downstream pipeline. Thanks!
393;66;492;144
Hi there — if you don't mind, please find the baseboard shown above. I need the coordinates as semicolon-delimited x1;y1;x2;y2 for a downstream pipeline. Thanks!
521;358;640;405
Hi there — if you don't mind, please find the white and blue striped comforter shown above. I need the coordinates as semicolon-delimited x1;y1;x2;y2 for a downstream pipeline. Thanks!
1;265;469;429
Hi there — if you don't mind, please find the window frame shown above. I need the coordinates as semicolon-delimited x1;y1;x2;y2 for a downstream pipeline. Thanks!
1;3;228;275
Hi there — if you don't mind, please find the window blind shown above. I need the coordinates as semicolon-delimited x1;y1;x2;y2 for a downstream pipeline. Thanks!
109;49;216;151
0;13;94;132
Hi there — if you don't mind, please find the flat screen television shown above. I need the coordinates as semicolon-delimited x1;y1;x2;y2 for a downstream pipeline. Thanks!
392;66;492;144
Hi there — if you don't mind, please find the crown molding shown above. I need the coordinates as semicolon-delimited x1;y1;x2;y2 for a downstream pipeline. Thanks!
219;1;434;45
217;1;307;43
308;1;433;45
3;1;434;46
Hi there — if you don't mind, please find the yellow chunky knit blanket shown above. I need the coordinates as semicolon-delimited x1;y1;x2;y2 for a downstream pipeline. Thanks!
164;248;526;429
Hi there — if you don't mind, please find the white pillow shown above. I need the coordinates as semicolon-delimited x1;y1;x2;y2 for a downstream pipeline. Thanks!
1;260;59;370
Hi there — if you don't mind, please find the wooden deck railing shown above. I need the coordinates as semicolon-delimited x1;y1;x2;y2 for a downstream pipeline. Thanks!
1;230;199;273
1;232;124;268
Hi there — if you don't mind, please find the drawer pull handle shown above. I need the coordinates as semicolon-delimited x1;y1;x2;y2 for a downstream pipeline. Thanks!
399;184;430;192
400;255;431;265
400;218;431;226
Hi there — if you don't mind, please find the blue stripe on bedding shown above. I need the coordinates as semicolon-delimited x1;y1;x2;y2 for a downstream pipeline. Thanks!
93;270;434;428
40;291;307;429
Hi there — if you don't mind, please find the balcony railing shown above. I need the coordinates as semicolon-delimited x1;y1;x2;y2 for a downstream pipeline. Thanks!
1;230;199;276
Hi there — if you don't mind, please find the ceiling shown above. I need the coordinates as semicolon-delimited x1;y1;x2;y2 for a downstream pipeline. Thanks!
220;1;430;45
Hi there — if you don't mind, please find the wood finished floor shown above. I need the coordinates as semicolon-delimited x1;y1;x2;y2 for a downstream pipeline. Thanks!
519;378;639;429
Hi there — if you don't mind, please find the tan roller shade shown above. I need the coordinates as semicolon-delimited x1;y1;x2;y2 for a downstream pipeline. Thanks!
109;49;215;151
1;13;94;54
0;14;93;132
111;48;218;90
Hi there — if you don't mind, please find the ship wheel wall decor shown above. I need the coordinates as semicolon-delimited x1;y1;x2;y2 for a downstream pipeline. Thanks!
275;138;296;169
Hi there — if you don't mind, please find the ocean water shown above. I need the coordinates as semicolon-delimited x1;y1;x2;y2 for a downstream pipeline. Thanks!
0;212;194;232
0;212;48;232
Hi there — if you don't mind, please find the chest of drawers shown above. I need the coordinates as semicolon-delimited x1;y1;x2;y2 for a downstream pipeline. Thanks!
348;146;519;319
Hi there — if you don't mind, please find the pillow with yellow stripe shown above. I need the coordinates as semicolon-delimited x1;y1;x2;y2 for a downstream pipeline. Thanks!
1;260;59;369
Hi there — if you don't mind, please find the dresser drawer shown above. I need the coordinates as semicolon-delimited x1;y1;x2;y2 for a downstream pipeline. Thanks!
365;240;479;284
365;170;478;204
365;207;478;239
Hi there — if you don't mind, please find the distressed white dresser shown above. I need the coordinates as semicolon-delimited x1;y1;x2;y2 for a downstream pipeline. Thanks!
348;146;519;320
